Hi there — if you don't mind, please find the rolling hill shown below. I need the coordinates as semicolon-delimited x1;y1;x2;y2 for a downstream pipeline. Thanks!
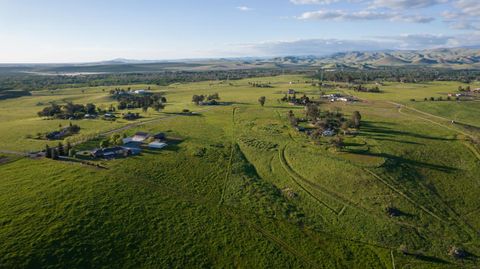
1;48;480;75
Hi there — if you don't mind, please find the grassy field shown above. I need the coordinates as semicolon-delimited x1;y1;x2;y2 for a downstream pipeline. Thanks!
0;75;479;268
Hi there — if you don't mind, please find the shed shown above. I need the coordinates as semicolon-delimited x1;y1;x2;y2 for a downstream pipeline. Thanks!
132;132;150;142
148;141;167;149
122;137;133;144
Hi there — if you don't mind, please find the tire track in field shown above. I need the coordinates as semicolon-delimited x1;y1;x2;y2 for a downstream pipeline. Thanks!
365;169;476;241
364;169;446;223
279;144;421;230
132;172;447;268
278;145;339;215
218;107;238;206
388;102;479;238
129;169;319;267
222;208;319;268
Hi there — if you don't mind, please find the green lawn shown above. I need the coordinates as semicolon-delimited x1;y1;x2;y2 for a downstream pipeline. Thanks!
0;75;479;268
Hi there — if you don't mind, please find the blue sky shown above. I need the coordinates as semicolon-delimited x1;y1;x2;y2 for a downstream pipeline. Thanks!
0;0;479;62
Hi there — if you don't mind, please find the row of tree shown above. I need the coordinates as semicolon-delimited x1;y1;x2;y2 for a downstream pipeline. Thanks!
45;142;75;160
352;85;381;93
38;102;97;119
114;93;166;112
192;93;220;105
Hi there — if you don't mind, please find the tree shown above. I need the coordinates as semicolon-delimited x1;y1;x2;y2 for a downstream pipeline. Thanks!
86;103;96;114
153;102;165;112
57;142;64;156
341;121;350;135
100;140;110;149
287;110;297;126
110;134;123;146
65;141;72;155
305;103;320;120
192;95;205;105
207;93;219;101
351;111;361;129
51;149;59;160
45;145;52;158
258;96;266;106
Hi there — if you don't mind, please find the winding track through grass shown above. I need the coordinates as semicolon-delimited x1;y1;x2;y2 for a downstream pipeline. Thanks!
218;107;238;206
279;144;424;232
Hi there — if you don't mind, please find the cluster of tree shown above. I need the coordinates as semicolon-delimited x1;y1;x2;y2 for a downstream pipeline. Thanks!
37;102;97;119
249;82;273;88
0;89;31;100
99;133;126;148
108;86;152;95
352;84;381;93
458;85;471;92
45;141;75;160
0;68;296;93
113;92;166;112
43;122;81;140
420;96;459;102
280;93;311;105
122;112;141;120
313;68;480;84
192;93;220;105
288;104;362;147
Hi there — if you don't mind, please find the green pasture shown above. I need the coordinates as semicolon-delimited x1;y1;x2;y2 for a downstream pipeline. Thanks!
0;75;479;268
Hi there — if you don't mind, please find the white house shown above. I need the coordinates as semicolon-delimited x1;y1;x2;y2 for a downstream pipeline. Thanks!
122;137;133;144
134;89;146;94
132;132;150;142
148;141;167;149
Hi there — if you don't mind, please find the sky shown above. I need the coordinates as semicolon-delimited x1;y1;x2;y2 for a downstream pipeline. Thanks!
0;0;479;63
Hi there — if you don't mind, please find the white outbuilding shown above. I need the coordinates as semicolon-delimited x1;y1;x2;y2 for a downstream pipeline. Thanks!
148;141;167;149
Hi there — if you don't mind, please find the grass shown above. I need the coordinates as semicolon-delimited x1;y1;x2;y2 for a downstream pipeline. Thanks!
0;75;479;268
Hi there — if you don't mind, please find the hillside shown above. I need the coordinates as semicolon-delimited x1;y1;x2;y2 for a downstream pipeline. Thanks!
1;48;480;75
0;76;479;268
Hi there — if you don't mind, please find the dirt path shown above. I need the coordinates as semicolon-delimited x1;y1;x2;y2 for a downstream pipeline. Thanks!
101;106;217;136
0;150;28;156
388;101;475;139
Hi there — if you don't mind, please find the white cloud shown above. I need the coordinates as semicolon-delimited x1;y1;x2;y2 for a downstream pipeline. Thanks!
441;1;480;31
297;9;434;23
370;0;447;9
236;6;252;11
290;0;340;4
454;0;480;16
223;32;480;57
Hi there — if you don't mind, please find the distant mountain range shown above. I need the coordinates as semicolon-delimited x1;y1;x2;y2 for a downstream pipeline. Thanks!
1;47;480;74
270;48;480;69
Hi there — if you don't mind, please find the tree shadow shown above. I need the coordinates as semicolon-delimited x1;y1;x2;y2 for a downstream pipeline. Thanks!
373;137;424;145
406;253;450;264
360;121;455;142
344;149;457;173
